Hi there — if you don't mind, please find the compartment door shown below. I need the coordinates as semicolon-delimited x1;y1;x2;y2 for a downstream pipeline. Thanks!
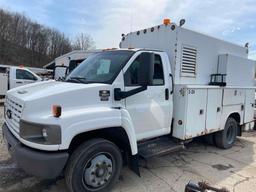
185;89;207;138
223;89;245;106
244;89;255;123
206;89;223;132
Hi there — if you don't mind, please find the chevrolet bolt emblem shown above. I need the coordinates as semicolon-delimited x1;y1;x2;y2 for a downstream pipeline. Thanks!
6;109;12;119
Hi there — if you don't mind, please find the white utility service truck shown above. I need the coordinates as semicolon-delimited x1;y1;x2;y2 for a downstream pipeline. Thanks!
0;65;42;98
3;19;255;192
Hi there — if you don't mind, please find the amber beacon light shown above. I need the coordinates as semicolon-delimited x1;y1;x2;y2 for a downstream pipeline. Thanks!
52;105;62;117
163;18;171;25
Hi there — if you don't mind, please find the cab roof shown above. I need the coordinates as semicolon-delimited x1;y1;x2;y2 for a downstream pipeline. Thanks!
103;48;163;52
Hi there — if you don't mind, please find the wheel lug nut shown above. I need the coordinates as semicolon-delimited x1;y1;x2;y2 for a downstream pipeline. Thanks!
92;179;96;183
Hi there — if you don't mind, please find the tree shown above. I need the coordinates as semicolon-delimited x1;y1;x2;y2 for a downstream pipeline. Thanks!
0;9;95;67
72;33;95;50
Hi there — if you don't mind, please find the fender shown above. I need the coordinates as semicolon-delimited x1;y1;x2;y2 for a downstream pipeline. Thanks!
59;107;138;155
220;105;242;131
120;108;138;155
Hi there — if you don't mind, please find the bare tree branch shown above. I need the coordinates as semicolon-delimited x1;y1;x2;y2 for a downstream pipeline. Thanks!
72;33;95;51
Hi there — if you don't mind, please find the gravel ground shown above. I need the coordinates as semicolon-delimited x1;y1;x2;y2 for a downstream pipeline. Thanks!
0;105;256;192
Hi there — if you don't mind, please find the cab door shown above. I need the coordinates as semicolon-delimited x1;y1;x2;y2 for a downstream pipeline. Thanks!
123;51;172;140
13;69;39;88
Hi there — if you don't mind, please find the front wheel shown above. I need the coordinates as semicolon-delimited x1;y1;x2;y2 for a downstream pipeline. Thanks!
65;138;123;192
215;117;238;149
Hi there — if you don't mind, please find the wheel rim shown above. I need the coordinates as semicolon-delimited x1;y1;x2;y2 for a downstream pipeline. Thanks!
226;124;235;145
82;153;113;191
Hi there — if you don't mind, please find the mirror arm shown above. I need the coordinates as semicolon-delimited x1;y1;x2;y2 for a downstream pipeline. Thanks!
114;86;147;101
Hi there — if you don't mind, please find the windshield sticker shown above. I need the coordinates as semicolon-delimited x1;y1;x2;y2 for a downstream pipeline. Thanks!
97;59;111;74
99;90;110;101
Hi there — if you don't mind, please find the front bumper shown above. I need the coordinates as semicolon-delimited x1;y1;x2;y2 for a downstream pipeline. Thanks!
2;123;69;179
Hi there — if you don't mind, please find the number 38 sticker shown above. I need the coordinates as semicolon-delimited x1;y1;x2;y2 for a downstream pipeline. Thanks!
188;89;195;94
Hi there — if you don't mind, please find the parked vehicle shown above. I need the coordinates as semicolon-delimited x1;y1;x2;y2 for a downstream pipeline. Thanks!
2;19;255;192
0;65;42;97
44;50;102;80
26;67;53;80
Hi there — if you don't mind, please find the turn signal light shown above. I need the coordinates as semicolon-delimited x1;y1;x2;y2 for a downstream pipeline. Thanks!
163;18;171;25
52;105;62;118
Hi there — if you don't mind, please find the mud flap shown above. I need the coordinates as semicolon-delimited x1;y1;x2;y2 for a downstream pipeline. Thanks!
129;154;140;177
237;125;242;136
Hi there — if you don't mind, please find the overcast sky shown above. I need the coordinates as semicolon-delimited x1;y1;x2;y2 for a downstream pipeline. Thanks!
0;0;255;59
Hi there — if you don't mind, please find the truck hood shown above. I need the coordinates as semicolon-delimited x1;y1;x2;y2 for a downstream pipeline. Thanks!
8;80;110;100
7;80;113;115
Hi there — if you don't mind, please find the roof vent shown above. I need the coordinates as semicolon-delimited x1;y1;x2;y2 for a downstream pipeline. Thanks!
181;46;197;77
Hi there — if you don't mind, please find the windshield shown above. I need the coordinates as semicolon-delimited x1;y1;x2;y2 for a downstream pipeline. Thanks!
66;50;134;84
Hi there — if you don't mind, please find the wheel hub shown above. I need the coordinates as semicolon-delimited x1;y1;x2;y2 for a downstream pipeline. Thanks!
84;154;113;188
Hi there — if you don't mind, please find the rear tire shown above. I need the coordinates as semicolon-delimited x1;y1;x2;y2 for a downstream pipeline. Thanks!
215;117;238;149
65;138;122;192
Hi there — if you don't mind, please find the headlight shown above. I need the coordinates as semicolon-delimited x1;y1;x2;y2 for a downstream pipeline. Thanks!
20;120;61;145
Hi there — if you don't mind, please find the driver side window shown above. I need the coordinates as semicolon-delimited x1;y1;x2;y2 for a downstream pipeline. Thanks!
16;69;37;80
124;53;164;86
124;55;141;86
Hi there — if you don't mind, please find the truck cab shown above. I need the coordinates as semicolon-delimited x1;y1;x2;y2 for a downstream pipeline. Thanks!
0;65;42;97
3;49;173;192
2;21;255;192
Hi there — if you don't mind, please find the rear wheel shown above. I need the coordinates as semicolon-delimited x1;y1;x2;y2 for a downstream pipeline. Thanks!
215;117;238;149
65;138;122;192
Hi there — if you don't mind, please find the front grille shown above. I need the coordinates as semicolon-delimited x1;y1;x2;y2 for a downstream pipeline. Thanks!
5;96;23;133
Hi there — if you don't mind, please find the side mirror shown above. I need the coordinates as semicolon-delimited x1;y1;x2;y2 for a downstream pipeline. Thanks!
137;52;154;86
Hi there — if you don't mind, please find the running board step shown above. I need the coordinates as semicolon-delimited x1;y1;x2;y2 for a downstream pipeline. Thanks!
138;137;184;159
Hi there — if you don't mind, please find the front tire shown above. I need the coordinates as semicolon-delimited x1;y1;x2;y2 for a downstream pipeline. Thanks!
65;138;122;192
215;117;238;149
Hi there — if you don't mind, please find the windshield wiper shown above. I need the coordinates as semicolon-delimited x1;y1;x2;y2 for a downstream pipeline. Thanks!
66;77;87;83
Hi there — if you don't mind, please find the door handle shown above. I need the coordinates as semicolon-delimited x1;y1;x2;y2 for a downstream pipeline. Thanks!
169;74;174;94
165;88;169;100
16;81;23;84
